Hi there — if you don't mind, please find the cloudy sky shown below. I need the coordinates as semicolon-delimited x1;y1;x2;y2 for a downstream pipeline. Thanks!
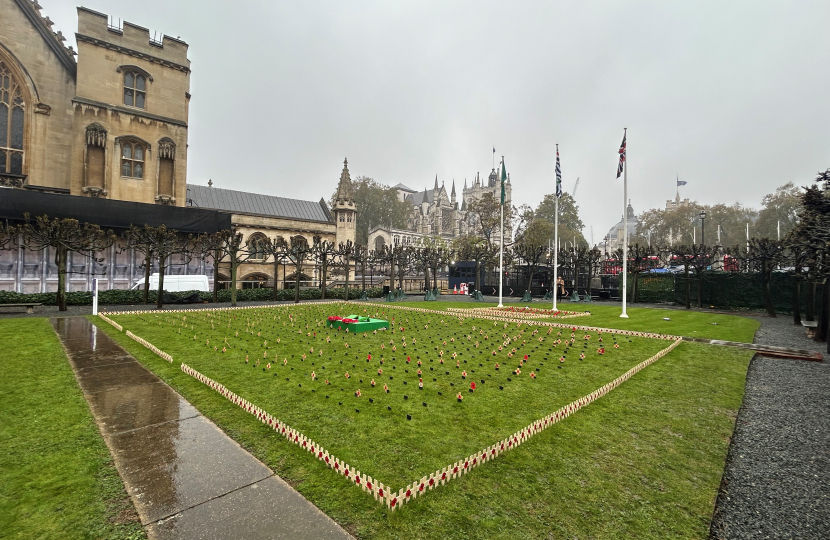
46;0;830;242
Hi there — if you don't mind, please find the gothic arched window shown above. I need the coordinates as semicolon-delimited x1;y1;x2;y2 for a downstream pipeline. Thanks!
120;140;146;178
248;233;268;261
0;61;25;175
123;71;146;109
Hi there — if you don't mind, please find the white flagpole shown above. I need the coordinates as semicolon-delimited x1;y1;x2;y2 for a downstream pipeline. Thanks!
621;128;629;318
553;194;559;311
498;159;504;308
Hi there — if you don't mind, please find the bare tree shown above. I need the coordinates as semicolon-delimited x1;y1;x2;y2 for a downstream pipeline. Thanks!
194;230;231;303
0;220;15;252
454;235;497;293
124;225;156;304
20;214;114;311
275;235;314;303
513;218;554;299
335;240;357;301
125;225;192;309
311;237;339;300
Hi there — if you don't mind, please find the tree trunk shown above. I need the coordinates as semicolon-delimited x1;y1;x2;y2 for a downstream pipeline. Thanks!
587;266;593;299
231;256;239;307
320;258;327;300
56;245;68;312
684;267;691;309
792;269;802;325
343;254;350;301
424;267;430;291
475;260;481;292
761;261;775;317
294;259;301;303
815;279;829;343
272;257;280;301
697;273;703;308
361;259;366;291
806;281;816;321
526;264;534;294
213;249;221;303
629;272;637;304
143;254;152;304
156;258;166;310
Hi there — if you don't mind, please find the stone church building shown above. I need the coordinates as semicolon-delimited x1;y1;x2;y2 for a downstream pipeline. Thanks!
367;168;512;251
0;0;356;293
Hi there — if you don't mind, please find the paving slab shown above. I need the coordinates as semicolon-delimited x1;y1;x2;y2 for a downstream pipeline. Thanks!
51;317;352;540
86;384;200;436
147;476;352;540
110;415;273;524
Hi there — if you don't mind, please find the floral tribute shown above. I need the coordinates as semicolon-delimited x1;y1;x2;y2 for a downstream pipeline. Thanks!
102;300;683;510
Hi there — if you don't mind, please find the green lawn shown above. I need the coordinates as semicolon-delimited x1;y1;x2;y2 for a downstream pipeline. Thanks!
388;299;759;342
99;302;754;539
0;318;145;540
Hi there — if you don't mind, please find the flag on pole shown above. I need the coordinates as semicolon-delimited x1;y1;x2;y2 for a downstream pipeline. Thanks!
616;133;626;178
677;179;687;186
555;146;562;198
500;159;507;205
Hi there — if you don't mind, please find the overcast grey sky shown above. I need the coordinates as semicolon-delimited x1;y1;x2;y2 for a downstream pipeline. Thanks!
46;0;830;242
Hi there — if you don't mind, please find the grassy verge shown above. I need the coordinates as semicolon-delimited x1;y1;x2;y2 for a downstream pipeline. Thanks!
97;304;753;539
380;300;759;342
0;318;145;540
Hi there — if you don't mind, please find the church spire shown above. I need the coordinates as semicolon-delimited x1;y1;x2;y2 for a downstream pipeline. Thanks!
433;174;439;191
451;179;456;204
335;157;353;203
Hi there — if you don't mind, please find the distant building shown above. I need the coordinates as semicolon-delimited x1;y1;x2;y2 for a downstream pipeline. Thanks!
369;167;512;251
600;201;638;255
665;192;691;210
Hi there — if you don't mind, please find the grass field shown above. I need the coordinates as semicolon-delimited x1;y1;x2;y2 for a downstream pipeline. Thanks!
0;318;145;540
98;301;756;539
399;300;759;343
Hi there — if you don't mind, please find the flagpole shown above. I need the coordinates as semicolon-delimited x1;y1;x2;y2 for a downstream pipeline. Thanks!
553;144;559;311
498;157;505;308
621;128;629;318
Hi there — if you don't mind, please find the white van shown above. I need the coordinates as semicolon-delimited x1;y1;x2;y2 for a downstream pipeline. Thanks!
130;273;210;293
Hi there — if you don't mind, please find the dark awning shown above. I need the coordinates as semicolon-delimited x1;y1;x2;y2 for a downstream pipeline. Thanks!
0;188;231;233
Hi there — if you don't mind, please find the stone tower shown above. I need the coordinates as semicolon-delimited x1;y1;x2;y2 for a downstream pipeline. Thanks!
333;158;356;247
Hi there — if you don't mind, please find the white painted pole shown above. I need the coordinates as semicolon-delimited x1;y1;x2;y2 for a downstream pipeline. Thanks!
621;128;628;318
777;220;780;240
498;188;504;308
92;278;99;316
717;224;721;244
553;194;559;311
693;227;696;244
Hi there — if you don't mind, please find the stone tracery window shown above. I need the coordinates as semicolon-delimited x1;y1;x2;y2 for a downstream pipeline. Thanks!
121;140;146;178
248;233;268;261
0;61;25;175
123;71;146;109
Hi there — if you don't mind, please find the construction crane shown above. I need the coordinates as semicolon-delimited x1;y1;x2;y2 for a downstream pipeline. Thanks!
572;177;580;197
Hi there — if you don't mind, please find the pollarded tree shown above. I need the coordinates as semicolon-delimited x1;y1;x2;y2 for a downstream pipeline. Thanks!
20;214;115;311
0;220;15;251
124;225;156;304
275;235;315;304
310;236;338;300
126;225;192;309
582;246;604;300
194;230;233;303
512;218;554;298
454;235;497;293
335;240;357;300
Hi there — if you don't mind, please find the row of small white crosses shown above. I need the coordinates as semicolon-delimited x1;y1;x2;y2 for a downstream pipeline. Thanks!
98;314;123;332
126;330;173;362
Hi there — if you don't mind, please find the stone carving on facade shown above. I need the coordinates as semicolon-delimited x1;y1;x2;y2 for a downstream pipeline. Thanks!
157;137;176;160
0;174;26;188
85;123;107;147
34;102;51;115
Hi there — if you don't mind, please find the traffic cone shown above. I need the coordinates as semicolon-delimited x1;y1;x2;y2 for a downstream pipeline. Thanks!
453;285;458;295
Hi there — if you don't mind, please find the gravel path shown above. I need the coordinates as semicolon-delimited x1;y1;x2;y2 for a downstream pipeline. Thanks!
710;314;829;539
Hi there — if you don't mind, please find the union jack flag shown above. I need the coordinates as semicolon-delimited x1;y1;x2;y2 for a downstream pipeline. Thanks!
555;146;562;198
616;132;626;178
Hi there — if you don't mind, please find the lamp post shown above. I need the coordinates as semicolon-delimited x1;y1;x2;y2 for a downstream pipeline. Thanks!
699;210;707;246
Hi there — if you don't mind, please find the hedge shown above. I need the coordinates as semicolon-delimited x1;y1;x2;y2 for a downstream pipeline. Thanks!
0;286;385;306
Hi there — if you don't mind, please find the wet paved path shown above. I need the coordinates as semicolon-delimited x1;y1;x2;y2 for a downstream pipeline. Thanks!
51;317;352;540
